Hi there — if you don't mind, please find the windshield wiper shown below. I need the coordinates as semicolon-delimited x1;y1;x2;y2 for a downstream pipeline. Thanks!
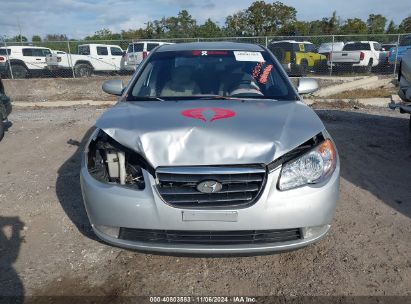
129;96;165;101
192;95;240;100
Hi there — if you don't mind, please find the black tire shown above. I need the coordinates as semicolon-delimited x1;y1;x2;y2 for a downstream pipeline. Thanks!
409;115;411;135
299;60;309;76
9;64;28;79
74;63;93;78
364;59;373;74
0;120;4;142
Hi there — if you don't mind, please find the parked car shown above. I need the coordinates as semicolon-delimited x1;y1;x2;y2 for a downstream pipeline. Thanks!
388;35;411;64
381;43;397;52
390;49;411;133
268;40;328;75
0;48;10;76
122;41;174;71
80;42;340;254
46;44;124;77
318;42;345;56
329;41;388;73
0;76;12;141
0;46;52;78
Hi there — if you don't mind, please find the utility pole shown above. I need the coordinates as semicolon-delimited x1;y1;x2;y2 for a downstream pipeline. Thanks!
17;17;23;45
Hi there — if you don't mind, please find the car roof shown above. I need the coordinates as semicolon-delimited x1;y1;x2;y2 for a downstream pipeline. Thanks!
79;44;122;48
156;42;265;52
129;41;172;44
345;41;378;44
270;40;313;44
0;45;50;50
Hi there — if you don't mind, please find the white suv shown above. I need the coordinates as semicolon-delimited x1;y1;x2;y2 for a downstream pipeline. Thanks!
122;41;173;71
0;46;52;78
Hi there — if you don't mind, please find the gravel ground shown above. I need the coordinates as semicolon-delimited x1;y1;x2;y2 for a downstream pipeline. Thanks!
0;105;410;298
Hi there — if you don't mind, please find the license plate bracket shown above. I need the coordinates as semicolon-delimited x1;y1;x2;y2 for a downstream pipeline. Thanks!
182;211;238;222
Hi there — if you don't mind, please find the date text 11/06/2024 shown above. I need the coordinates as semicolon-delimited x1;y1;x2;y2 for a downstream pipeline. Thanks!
149;296;257;303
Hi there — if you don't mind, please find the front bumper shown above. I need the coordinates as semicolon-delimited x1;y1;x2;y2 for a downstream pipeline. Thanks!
80;156;340;253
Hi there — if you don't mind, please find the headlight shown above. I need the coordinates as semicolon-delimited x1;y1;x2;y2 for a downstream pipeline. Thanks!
86;129;147;190
278;139;337;191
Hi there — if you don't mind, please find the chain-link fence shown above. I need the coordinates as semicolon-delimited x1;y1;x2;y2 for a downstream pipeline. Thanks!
0;33;409;79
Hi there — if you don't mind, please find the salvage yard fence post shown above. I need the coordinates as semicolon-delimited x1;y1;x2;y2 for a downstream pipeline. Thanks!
330;35;335;77
4;40;13;79
67;41;75;78
393;34;401;79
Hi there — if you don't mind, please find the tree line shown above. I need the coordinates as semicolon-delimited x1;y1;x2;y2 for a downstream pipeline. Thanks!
5;1;411;42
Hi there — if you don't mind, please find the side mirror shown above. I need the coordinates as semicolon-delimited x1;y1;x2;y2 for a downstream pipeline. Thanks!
297;78;319;95
102;79;124;96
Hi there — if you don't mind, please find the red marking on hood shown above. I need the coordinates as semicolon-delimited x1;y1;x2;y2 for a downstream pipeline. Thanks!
181;107;236;122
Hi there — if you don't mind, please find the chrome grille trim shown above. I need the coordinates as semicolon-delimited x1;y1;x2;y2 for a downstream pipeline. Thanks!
156;165;267;208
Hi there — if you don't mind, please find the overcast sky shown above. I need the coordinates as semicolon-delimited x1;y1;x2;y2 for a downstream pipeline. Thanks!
1;0;410;40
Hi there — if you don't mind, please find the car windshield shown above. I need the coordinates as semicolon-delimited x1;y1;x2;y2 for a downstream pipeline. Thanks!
128;49;296;101
304;44;317;52
343;43;371;51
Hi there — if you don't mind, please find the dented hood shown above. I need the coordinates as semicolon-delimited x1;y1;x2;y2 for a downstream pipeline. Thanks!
95;99;325;168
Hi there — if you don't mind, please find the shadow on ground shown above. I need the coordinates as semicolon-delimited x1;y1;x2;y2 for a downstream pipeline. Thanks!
0;216;25;302
317;109;411;218
55;128;97;240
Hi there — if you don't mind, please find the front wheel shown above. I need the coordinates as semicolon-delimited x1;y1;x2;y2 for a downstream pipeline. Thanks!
74;64;93;77
363;59;373;74
0;120;4;142
299;60;309;76
9;64;28;79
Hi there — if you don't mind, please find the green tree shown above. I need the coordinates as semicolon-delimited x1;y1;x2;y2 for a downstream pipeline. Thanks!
224;11;252;36
6;35;28;42
45;34;68;41
386;20;397;34
367;14;387;33
148;10;197;38
196;19;222;38
399;16;411;33
85;28;121;40
280;21;311;36
340;18;367;34
225;1;296;36
32;35;42;42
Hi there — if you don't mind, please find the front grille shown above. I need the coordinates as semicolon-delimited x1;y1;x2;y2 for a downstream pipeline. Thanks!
156;166;267;208
119;228;302;245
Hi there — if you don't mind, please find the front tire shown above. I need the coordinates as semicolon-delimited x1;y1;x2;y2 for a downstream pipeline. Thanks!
74;63;93;77
0;120;4;142
9;64;28;79
299;60;309;76
363;59;373;74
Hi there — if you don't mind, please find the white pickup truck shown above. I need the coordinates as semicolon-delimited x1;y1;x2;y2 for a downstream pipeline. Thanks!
46;44;124;77
328;41;388;73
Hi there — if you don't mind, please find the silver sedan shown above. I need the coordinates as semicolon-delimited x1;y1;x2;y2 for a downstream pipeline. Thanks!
80;42;340;254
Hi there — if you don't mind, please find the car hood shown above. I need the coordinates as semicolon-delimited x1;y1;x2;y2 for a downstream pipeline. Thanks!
95;99;325;168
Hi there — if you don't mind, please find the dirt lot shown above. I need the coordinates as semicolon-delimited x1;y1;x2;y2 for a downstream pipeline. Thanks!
0;105;410;299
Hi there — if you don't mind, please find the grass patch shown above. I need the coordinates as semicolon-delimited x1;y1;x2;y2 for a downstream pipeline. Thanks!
327;87;395;99
311;99;364;109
